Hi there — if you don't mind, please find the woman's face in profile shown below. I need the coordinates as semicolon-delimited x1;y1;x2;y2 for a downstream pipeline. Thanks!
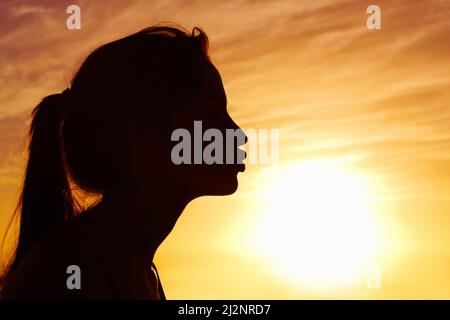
132;60;246;197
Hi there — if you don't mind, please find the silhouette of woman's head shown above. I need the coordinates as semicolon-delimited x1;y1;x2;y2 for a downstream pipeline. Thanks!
63;25;244;197
6;24;245;274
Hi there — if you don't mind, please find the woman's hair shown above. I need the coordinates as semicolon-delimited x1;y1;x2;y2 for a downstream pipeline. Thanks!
3;24;210;278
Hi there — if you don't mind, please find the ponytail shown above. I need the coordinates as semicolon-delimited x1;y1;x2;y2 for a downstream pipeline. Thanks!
7;91;75;273
2;24;212;283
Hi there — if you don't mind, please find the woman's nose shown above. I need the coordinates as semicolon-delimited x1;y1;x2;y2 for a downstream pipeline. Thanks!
242;130;248;145
228;116;247;146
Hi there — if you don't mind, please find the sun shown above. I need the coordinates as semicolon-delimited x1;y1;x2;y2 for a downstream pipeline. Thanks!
254;160;377;288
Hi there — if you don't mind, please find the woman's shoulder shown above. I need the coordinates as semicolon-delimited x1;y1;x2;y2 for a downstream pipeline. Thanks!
2;215;115;299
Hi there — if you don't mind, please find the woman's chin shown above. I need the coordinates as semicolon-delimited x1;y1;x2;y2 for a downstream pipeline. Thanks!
202;176;239;196
179;167;242;196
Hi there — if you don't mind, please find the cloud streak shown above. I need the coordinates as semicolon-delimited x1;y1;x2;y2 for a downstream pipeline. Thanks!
1;0;450;297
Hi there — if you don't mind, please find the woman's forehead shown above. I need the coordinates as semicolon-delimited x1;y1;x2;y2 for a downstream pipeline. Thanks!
199;61;226;100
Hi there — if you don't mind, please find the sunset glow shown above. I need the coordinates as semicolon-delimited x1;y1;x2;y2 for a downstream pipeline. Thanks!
254;161;377;287
1;0;450;299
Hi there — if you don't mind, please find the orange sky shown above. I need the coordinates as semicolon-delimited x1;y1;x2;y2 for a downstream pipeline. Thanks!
1;0;450;299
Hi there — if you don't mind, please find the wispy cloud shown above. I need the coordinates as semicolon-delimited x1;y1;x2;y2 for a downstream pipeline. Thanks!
1;0;450;297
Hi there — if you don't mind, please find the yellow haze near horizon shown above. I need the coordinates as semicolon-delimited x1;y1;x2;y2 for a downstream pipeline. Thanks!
1;0;450;298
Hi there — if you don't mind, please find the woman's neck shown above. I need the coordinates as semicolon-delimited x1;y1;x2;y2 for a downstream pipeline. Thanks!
86;183;192;268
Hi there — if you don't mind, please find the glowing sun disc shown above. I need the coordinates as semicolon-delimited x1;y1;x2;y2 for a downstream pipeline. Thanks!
255;160;377;288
